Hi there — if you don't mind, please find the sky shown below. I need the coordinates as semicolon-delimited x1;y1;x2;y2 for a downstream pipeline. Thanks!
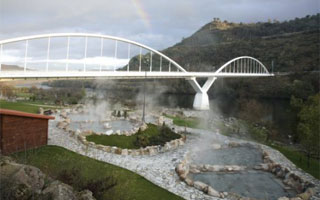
0;0;318;70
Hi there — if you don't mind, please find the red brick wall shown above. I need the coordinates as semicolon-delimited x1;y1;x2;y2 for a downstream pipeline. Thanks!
0;114;48;155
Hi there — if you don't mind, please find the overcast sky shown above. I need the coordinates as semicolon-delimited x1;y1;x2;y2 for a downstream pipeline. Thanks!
0;0;318;70
0;0;318;50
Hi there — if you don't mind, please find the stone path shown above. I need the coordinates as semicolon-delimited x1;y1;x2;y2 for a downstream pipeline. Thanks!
48;116;320;200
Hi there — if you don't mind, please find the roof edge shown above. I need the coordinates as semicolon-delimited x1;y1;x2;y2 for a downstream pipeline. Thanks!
0;109;55;120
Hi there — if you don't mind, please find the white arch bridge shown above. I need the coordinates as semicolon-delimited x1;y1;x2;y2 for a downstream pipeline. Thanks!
0;33;273;110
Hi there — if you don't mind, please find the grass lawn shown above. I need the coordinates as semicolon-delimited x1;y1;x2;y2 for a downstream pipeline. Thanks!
12;145;184;200
268;143;320;179
0;100;41;113
86;124;181;149
164;114;201;129
0;100;59;114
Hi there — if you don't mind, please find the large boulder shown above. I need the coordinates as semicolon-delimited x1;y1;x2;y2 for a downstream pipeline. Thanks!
42;180;77;200
12;165;46;193
1;160;45;199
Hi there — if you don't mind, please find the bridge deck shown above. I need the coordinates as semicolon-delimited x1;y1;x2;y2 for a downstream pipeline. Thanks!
0;71;273;80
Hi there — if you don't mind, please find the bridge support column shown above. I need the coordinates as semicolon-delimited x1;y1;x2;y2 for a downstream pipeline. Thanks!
187;77;216;110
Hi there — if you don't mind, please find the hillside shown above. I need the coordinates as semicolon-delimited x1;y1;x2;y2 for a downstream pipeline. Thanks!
125;14;319;99
165;14;319;73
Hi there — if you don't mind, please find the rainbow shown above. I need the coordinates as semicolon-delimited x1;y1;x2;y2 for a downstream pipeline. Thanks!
131;0;151;29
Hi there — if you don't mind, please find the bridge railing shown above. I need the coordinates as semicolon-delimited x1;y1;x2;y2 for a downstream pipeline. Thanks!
0;33;187;73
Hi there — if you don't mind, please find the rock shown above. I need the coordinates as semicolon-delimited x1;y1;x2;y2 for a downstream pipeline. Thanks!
158;116;164;125
164;143;171;151
289;198;302;200
140;123;148;131
178;139;185;146
254;163;269;171
306;187;316;196
57;122;67;129
60;112;67;119
229;142;240;147
42;180;77;200
64;118;71;124
184;178;194;186
96;145;104;150
115;148;122;155
298;191;312;200
121;149;128;156
278;197;290;200
104;146;111;153
131;150;140;156
110;147;117;153
189;168;201;173
176;164;186;175
211;144;221;149
77;189;96;200
193;181;208;192
12;165;46;193
148;147;157;155
206;186;220;197
105;130;113;135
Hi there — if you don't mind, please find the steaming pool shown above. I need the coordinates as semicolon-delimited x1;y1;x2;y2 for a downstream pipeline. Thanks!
68;113;136;133
190;170;296;199
187;144;297;199
69;120;135;133
192;145;263;167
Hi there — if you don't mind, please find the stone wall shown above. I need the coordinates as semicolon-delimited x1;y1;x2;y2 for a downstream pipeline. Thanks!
75;131;187;156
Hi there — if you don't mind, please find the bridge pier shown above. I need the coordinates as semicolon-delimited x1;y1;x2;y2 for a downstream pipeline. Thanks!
187;77;216;110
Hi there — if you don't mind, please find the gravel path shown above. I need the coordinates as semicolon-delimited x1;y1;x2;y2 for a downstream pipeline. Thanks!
48;116;320;200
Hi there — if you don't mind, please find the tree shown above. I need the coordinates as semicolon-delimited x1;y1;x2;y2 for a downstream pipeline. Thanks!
294;94;320;167
237;98;266;125
0;84;16;99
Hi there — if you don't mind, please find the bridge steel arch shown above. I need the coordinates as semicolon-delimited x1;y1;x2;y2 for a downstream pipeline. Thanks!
0;34;273;110
0;33;187;73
